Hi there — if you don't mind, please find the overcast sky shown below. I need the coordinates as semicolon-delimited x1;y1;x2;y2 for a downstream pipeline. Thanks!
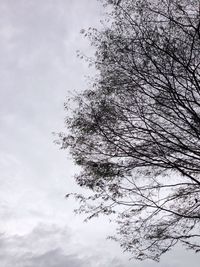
0;0;199;266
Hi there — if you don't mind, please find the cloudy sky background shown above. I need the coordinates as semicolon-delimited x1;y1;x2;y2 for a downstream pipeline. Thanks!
0;0;199;266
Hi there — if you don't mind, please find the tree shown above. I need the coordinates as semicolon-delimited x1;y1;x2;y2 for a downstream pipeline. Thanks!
60;0;200;261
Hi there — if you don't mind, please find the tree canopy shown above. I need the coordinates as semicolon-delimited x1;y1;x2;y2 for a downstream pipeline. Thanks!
61;0;200;261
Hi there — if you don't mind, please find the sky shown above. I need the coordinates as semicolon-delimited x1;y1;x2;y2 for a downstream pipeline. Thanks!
0;0;199;266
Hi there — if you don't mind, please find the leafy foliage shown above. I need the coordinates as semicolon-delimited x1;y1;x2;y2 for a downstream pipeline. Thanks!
61;0;200;261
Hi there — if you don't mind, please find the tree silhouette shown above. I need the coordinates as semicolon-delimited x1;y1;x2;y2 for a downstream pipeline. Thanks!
61;0;200;261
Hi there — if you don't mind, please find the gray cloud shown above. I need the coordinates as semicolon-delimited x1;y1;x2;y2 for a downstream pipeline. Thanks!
23;249;87;267
0;224;124;267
